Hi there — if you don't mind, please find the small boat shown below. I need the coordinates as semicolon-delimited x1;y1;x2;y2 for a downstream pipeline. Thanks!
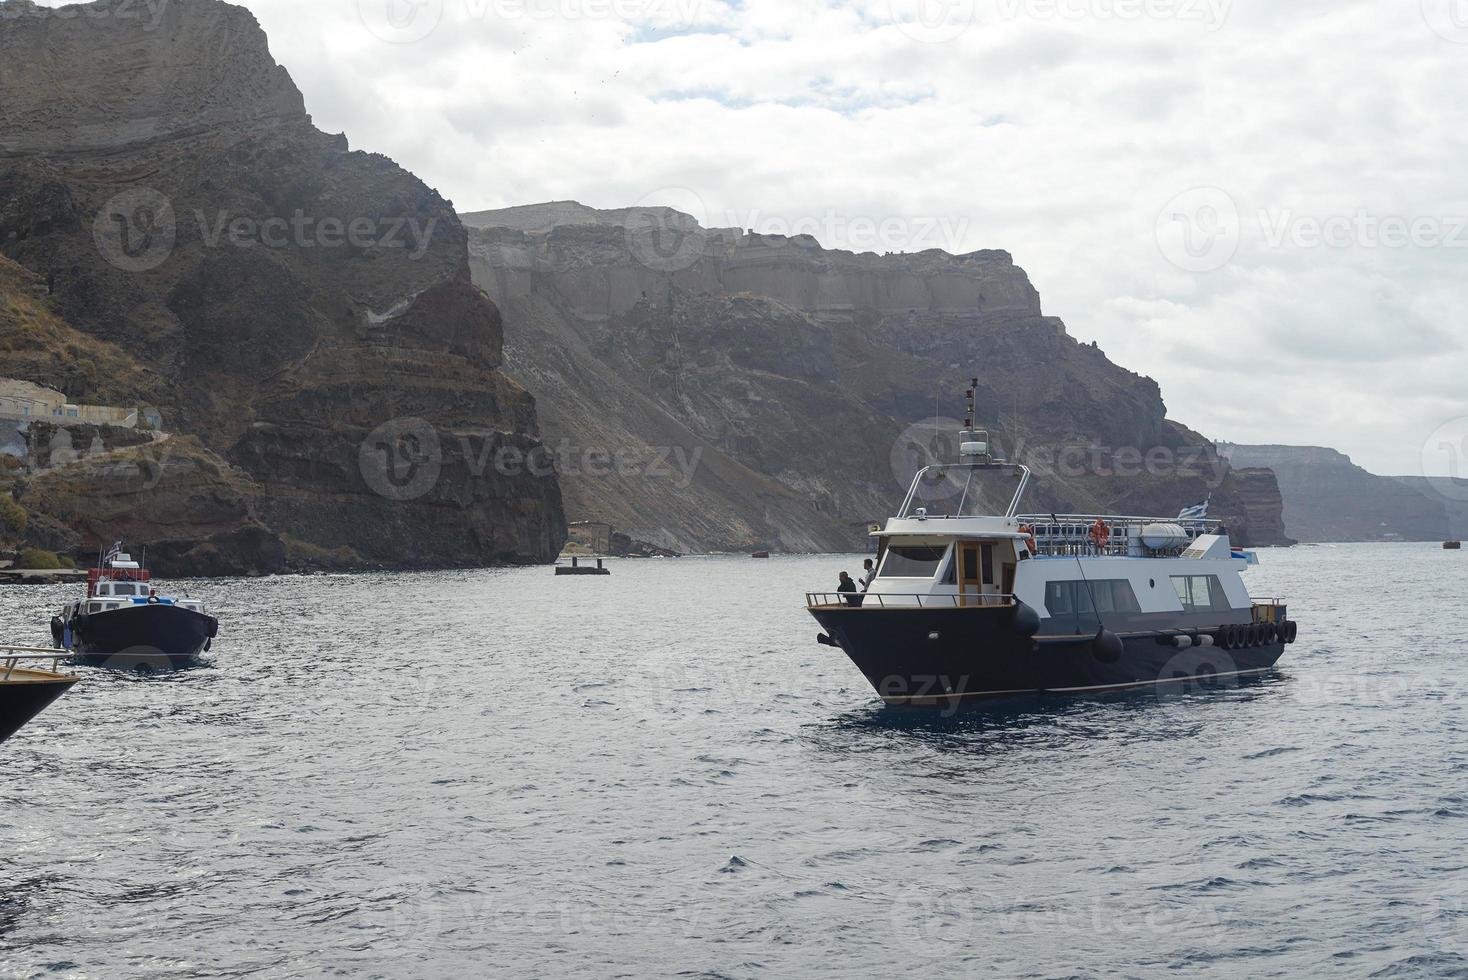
751;551;771;559
51;546;219;670
1;646;79;745
556;556;611;576
1445;541;1462;550
805;382;1299;706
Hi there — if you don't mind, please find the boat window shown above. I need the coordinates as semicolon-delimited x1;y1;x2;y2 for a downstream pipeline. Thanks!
1045;581;1075;616
880;544;949;578
1045;580;1141;619
1171;575;1231;613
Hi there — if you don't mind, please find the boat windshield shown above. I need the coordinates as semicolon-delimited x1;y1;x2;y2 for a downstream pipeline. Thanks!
899;463;1028;518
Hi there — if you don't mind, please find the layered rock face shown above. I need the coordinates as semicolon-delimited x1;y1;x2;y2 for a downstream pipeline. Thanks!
1219;444;1449;542
465;202;1289;551
0;0;566;567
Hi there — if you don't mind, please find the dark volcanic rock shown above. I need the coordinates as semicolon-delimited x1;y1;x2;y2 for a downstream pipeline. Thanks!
464;202;1290;551
13;433;286;576
0;0;566;568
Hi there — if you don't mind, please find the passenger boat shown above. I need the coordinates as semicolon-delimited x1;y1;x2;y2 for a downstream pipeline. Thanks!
51;546;219;670
806;389;1298;706
1;646;78;744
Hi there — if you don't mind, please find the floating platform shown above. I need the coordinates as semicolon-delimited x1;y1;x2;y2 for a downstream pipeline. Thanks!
556;557;611;576
1445;541;1462;550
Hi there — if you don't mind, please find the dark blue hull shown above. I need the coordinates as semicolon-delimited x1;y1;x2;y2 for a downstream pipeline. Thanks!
65;604;216;671
0;673;78;744
810;604;1291;705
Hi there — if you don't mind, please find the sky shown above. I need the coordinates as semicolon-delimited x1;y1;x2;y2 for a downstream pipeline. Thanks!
35;0;1468;477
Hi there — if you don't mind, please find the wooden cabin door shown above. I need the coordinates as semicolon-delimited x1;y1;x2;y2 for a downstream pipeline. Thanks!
957;542;997;605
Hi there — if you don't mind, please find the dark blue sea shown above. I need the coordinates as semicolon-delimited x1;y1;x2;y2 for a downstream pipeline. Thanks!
4;544;1468;977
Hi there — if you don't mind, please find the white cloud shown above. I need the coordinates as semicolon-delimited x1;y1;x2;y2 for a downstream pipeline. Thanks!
29;0;1468;475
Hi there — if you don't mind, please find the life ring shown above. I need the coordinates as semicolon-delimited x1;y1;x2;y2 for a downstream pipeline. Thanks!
1089;520;1111;550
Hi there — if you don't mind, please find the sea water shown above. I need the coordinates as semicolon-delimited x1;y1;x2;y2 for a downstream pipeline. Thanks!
3;545;1468;977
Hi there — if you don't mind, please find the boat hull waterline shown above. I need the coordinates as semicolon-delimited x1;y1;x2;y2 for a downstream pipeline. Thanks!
811;605;1291;705
0;668;79;744
61;604;215;670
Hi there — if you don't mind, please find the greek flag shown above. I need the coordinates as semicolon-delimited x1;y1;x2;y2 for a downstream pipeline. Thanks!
1177;499;1210;521
103;540;123;562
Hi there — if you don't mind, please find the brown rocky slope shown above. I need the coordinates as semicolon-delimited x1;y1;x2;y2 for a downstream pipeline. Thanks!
463;202;1291;551
0;0;566;567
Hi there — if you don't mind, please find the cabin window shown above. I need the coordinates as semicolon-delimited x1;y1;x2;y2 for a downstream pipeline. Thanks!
880;545;949;578
1171;575;1231;613
1045;580;1141;617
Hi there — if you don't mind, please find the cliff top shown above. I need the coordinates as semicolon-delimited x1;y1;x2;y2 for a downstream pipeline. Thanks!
463;199;1018;272
0;0;307;154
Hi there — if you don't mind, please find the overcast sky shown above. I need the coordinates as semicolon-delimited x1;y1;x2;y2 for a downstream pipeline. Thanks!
39;0;1468;476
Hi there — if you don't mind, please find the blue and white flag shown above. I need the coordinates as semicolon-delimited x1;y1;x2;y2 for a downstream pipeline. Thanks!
103;540;123;562
1178;499;1210;521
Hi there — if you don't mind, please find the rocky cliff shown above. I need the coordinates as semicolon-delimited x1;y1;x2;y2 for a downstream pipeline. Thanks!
0;0;566;568
1218;443;1449;542
464;202;1290;551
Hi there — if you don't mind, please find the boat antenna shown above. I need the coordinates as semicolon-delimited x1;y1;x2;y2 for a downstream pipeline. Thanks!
964;378;977;430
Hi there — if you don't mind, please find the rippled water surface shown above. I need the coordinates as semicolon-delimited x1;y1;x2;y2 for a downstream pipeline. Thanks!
5;545;1468;977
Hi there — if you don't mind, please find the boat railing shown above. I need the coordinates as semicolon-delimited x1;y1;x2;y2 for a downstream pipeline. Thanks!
806;592;1017;610
1015;514;1224;558
1;645;75;680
